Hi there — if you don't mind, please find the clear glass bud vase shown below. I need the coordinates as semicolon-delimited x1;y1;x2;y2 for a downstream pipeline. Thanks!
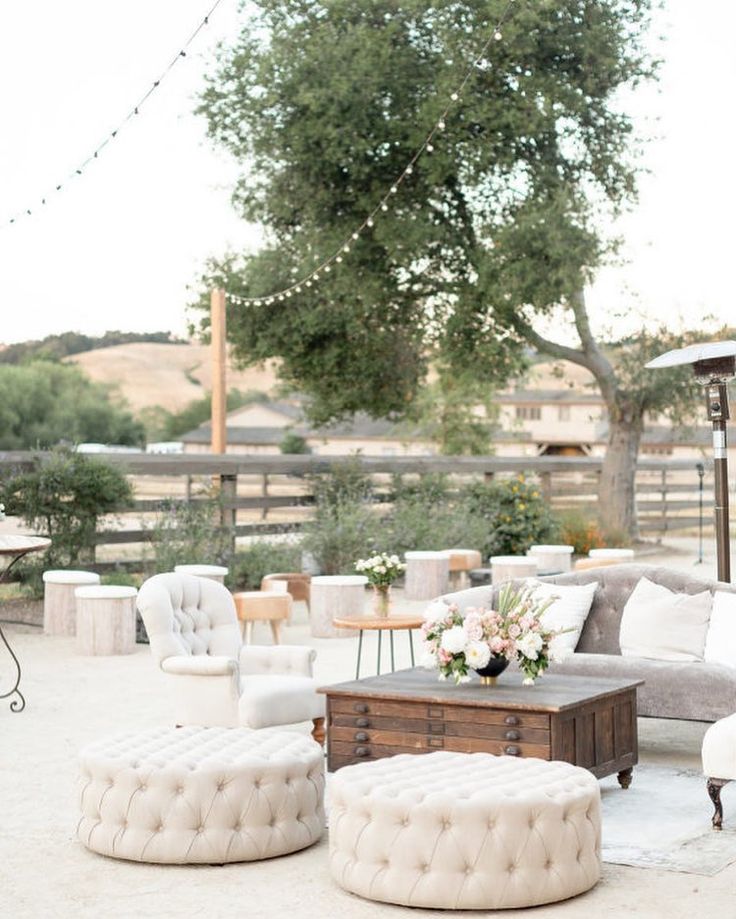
372;585;391;618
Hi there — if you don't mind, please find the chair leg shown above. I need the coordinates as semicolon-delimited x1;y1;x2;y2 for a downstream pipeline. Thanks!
312;717;326;746
270;620;281;644
244;621;253;645
708;777;729;829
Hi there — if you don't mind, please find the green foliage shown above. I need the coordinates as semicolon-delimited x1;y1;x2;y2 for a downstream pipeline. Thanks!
279;431;312;454
385;491;490;559
308;458;374;506
2;450;133;579
398;364;501;455
555;508;605;556
100;570;143;589
0;362;145;449
0;330;180;365
301;500;380;575
193;0;655;423
464;475;559;557
228;540;303;590
141;389;266;441
146;493;233;573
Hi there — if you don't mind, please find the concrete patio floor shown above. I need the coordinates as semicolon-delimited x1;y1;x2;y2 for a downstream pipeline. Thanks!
2;543;735;918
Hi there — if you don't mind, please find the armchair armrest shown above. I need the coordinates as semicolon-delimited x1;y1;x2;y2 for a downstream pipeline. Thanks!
161;655;238;677
239;644;317;677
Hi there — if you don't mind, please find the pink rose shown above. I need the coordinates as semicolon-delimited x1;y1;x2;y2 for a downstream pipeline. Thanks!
509;623;521;639
490;636;505;654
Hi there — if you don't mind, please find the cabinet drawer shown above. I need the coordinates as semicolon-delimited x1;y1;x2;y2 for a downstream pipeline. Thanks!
328;696;550;730
328;736;550;763
329;713;549;745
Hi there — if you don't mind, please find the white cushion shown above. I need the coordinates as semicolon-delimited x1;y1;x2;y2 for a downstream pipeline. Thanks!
526;579;597;654
619;577;712;662
238;675;325;729
703;713;736;779
704;591;736;668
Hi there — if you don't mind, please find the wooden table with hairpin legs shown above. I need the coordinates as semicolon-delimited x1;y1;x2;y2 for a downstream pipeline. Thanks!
333;614;424;679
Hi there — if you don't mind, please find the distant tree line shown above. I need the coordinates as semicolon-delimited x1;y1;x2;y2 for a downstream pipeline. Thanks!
0;330;184;365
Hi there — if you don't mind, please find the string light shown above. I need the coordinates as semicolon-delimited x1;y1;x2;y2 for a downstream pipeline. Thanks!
3;0;226;229
224;2;518;308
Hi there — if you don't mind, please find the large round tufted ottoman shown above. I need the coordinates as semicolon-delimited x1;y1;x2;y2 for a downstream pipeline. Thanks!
330;752;601;910
77;727;324;864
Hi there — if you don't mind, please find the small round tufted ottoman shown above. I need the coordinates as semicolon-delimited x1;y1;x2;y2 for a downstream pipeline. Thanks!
78;727;324;864
330;752;601;910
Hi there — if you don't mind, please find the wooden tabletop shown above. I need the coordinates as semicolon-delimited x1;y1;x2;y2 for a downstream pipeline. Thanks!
319;666;643;713
332;615;424;631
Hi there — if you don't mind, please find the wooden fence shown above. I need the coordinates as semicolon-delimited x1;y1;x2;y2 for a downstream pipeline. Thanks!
0;452;714;570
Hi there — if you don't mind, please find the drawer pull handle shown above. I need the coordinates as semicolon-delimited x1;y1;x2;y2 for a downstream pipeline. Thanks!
354;732;368;742
355;717;369;728
504;730;520;741
505;745;520;757
354;703;369;714
504;715;519;726
355;746;369;757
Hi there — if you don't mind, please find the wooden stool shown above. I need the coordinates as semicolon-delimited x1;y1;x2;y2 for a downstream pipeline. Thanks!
574;549;634;572
527;545;574;575
309;576;367;638
74;586;137;655
43;569;100;636
261;573;311;611
233;591;292;644
174;564;229;584
404;552;449;601
443;549;483;590
490;556;539;585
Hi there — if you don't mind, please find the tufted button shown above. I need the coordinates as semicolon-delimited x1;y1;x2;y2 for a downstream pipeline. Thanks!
140;784;147;791
156;824;163;833
216;782;224;791
176;786;184;795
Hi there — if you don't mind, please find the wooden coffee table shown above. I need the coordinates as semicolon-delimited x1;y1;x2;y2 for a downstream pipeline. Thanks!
320;667;642;786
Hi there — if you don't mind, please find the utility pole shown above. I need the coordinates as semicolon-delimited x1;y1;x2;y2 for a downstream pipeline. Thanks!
210;288;227;454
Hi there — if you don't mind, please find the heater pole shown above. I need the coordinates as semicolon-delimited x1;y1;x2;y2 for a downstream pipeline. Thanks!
711;390;731;582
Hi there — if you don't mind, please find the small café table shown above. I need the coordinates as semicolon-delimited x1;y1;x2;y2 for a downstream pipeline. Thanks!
0;535;51;712
333;613;424;679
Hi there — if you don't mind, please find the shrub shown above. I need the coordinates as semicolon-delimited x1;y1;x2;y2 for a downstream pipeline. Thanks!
385;492;489;558
463;475;559;558
301;500;380;575
555;508;605;555
228;540;302;589
308;458;373;507
279;432;311;454
146;491;234;573
2;449;133;597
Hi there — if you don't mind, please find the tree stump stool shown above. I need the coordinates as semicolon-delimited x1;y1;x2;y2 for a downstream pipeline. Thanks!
404;552;449;601
43;570;100;637
173;564;228;584
233;591;292;644
588;548;635;563
527;545;574;575
490;555;539;585
309;576;367;638
443;549;483;590
75;586;137;656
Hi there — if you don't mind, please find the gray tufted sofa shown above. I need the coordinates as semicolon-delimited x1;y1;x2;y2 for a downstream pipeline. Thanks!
443;564;736;723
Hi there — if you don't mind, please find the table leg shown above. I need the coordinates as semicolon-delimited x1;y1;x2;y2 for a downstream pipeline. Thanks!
408;629;415;666
356;629;363;680
377;630;382;674
390;630;395;671
0;624;25;713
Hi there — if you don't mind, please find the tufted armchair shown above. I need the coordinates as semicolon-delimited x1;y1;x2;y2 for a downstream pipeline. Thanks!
137;573;325;742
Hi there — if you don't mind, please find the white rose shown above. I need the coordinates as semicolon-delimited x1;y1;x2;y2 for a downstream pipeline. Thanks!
376;565;386;573
456;674;472;684
390;555;400;564
440;626;467;655
517;632;543;661
465;640;491;670
522;677;535;686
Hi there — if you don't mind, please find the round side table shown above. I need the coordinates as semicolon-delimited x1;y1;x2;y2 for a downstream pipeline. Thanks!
0;535;52;712
333;614;424;679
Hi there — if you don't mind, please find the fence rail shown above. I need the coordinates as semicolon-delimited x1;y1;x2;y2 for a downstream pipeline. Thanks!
0;451;715;569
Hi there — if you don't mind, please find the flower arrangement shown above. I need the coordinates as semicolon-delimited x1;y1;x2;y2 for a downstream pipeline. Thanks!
420;583;563;685
355;553;405;587
355;553;406;617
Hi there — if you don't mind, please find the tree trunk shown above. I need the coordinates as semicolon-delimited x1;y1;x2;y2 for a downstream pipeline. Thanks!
598;410;643;539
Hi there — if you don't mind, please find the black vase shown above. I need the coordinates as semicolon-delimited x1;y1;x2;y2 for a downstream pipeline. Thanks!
474;656;509;686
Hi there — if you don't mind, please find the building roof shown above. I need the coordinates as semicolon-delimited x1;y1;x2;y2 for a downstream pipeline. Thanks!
496;389;602;404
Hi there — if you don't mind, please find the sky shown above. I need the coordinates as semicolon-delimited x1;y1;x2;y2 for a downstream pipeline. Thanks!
0;0;734;346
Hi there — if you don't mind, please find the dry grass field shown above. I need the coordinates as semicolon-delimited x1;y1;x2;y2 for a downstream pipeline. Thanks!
69;342;280;412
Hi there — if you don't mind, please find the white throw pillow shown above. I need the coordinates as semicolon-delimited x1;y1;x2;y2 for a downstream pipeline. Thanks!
526;579;598;654
703;591;736;668
619;577;712;662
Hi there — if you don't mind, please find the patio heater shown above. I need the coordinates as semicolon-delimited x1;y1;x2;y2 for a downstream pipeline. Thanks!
645;341;736;583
